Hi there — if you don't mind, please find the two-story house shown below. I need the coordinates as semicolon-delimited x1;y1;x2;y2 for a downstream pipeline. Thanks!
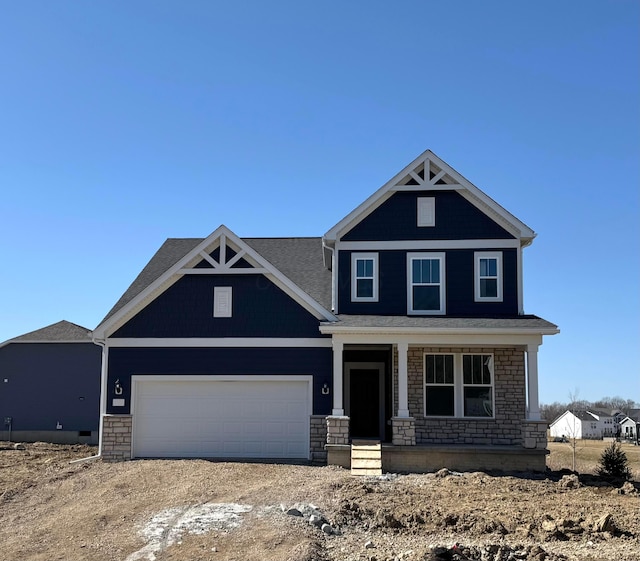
94;150;558;471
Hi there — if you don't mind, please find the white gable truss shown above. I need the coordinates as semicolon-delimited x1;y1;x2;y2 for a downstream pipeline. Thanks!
324;150;536;245
93;225;336;339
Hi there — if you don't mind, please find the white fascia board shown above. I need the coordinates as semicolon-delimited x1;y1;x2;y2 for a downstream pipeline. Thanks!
323;331;546;347
323;149;536;245
106;337;332;348
318;325;559;337
95;224;336;339
0;339;92;347
324;150;432;242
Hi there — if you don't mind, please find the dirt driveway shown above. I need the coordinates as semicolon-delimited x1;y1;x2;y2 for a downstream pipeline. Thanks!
0;442;639;561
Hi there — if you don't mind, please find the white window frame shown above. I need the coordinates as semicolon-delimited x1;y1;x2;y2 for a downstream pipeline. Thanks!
213;286;232;317
423;352;495;419
423;353;455;417
417;197;435;227
407;252;445;315
351;252;378;302
462;353;495;418
474;251;503;302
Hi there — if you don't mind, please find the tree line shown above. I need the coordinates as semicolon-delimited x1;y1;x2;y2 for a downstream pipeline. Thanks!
540;396;639;424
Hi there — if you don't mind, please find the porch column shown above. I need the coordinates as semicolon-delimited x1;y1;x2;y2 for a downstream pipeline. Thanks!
397;341;409;418
526;343;541;420
332;339;344;416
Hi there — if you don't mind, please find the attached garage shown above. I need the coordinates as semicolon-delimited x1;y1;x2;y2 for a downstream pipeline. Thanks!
131;375;312;459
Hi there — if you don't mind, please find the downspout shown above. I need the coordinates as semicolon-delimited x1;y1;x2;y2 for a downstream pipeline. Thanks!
92;337;108;458
322;239;337;313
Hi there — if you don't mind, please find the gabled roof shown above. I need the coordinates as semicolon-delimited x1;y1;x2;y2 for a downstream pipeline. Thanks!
0;320;93;348
94;226;335;339
323;149;536;245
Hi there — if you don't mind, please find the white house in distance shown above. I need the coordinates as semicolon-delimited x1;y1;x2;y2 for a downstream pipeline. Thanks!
549;410;615;440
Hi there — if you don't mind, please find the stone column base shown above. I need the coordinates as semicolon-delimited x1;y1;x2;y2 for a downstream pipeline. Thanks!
521;419;548;450
392;417;416;446
326;416;349;445
101;414;132;462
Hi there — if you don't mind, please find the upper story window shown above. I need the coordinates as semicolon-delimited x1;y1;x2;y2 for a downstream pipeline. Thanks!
474;251;503;302
351;253;378;302
417;197;435;227
407;252;445;315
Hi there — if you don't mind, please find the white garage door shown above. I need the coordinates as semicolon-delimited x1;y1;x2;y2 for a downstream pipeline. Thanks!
132;376;311;459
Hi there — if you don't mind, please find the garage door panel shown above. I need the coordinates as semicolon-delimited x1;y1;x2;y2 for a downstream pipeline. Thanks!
133;379;310;459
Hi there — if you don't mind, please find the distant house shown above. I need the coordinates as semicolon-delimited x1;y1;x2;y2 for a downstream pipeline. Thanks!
619;410;640;442
549;410;615;440
0;321;101;444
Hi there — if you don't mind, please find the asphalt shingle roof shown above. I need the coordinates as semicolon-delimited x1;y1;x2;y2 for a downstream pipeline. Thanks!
3;320;93;344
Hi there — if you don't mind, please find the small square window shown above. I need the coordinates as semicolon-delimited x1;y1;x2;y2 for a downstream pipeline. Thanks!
351;253;378;302
474;252;503;302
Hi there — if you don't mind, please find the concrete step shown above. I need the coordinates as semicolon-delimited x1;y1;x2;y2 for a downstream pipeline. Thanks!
351;441;382;476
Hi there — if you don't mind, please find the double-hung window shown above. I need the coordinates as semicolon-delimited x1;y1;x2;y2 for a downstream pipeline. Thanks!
462;354;493;417
408;252;445;314
351;253;378;302
424;353;494;418
474;252;502;302
424;354;454;416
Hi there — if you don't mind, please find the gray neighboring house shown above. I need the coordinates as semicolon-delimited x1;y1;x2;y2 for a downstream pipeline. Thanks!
0;321;101;444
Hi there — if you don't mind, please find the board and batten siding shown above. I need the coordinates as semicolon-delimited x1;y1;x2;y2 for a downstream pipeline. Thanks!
112;273;324;338
341;191;516;241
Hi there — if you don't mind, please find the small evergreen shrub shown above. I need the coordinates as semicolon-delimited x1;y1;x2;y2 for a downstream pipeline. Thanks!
596;441;632;480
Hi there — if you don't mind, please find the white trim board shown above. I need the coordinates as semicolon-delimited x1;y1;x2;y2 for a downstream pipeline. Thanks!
336;239;519;250
106;337;332;348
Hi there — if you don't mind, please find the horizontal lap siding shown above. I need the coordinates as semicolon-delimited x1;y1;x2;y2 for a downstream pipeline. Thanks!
395;346;526;445
0;343;101;431
106;347;332;416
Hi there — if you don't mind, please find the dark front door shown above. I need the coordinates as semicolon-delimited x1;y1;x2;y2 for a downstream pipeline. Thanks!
348;366;383;439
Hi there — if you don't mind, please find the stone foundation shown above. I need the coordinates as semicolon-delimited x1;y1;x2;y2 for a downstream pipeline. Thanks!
100;414;132;462
392;417;416;445
310;415;328;463
326;415;349;445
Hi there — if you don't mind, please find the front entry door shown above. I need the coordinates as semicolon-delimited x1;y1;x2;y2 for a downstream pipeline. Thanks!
345;363;385;439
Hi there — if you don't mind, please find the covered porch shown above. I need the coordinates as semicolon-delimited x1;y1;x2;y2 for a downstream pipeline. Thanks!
319;317;558;472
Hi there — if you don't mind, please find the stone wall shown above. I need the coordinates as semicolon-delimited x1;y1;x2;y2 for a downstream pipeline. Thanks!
394;346;527;446
392;417;416;445
310;415;328;463
326;415;349;445
101;414;132;462
521;420;548;449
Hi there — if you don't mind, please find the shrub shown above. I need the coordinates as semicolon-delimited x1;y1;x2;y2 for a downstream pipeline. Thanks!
596;441;632;480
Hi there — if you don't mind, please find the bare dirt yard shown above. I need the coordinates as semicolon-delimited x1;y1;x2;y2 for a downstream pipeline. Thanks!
0;441;639;561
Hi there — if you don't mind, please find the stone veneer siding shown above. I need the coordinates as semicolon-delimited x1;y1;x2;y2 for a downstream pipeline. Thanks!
101;414;132;462
394;346;527;446
310;415;328;462
326;416;350;445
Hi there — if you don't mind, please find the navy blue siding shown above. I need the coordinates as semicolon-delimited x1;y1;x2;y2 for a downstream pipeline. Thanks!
342;191;515;241
0;343;101;431
106;347;332;415
338;248;518;315
113;274;323;338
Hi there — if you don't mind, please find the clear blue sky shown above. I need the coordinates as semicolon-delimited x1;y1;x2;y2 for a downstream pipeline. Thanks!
1;1;638;405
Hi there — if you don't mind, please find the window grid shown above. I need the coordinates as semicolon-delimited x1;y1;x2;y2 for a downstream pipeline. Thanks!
408;252;445;315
